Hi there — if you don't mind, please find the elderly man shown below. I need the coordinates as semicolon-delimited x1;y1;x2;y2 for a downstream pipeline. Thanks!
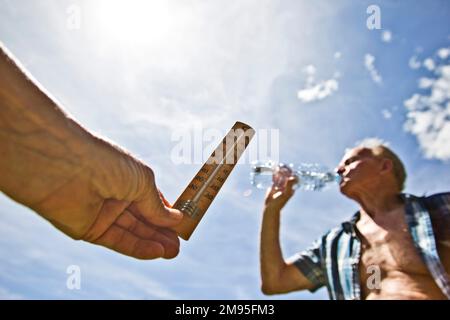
260;143;450;299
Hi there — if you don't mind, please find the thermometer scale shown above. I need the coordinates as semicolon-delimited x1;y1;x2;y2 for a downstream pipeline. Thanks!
172;121;255;240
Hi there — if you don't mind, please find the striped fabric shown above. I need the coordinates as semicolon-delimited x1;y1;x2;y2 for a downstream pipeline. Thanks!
290;192;450;300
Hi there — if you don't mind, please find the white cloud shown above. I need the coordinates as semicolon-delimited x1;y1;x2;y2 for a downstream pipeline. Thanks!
382;109;392;119
403;49;450;161
437;47;450;59
418;77;435;89
297;65;339;103
297;79;339;103
423;58;436;71
364;53;382;84
409;55;421;69
381;30;392;43
334;51;342;59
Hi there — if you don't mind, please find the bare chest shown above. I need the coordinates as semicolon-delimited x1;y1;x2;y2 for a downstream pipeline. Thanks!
357;212;430;284
355;208;450;299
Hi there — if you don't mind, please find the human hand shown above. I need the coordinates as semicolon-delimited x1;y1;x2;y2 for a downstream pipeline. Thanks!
264;176;298;212
33;139;183;260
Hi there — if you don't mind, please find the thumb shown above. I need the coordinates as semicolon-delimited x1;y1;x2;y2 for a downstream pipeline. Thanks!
285;176;299;194
265;185;276;198
132;190;183;228
153;206;184;227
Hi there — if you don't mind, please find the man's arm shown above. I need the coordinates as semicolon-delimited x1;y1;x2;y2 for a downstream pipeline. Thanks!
260;177;316;294
0;42;182;259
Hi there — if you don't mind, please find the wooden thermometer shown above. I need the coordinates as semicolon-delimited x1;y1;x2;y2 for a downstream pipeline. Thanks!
172;121;255;240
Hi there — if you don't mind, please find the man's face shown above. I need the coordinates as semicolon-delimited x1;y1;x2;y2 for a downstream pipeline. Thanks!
335;147;384;197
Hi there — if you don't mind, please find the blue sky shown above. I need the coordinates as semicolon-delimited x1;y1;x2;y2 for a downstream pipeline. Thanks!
0;0;449;299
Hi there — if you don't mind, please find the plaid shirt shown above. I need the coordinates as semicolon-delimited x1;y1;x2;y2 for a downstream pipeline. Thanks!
290;192;450;300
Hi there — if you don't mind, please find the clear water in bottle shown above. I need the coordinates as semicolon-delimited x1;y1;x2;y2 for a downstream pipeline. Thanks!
249;160;277;189
250;160;341;191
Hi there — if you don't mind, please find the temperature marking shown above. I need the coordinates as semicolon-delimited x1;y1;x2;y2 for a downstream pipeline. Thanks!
171;121;255;240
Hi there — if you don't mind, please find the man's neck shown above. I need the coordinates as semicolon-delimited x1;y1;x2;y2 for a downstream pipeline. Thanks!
354;191;404;220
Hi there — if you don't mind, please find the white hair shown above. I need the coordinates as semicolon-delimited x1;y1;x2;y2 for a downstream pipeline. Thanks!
355;137;390;148
346;137;406;191
345;137;390;154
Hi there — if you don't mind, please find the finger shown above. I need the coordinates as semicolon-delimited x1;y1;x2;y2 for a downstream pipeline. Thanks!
272;178;296;202
155;228;181;259
82;199;132;242
148;206;184;228
115;210;180;258
265;186;275;199
272;190;283;199
272;172;285;190
131;190;183;228
265;182;280;197
93;224;166;260
285;176;298;193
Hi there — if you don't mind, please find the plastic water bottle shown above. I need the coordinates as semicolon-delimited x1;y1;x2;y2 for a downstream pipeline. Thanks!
250;160;341;191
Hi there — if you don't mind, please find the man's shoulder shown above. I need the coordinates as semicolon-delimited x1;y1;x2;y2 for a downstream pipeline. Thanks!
403;192;450;206
317;211;360;241
321;220;355;242
423;191;450;201
419;192;450;240
413;192;450;211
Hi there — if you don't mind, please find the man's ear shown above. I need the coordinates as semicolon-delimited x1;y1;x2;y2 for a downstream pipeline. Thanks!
380;158;393;175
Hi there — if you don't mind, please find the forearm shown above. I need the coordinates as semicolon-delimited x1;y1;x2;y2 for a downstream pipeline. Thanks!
0;43;153;232
260;206;287;290
0;43;96;203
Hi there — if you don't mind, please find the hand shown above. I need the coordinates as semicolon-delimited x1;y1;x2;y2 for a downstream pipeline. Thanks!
264;176;298;212
10;136;183;260
77;143;184;260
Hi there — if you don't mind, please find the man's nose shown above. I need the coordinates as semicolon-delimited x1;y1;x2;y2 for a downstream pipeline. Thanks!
335;166;345;176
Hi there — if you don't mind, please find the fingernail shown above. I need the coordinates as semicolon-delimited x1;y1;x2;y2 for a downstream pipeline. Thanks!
171;209;184;220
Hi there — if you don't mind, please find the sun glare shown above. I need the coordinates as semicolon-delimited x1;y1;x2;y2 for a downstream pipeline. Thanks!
94;0;174;48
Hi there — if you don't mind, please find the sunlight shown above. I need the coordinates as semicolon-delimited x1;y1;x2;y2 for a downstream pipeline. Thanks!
93;0;175;48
